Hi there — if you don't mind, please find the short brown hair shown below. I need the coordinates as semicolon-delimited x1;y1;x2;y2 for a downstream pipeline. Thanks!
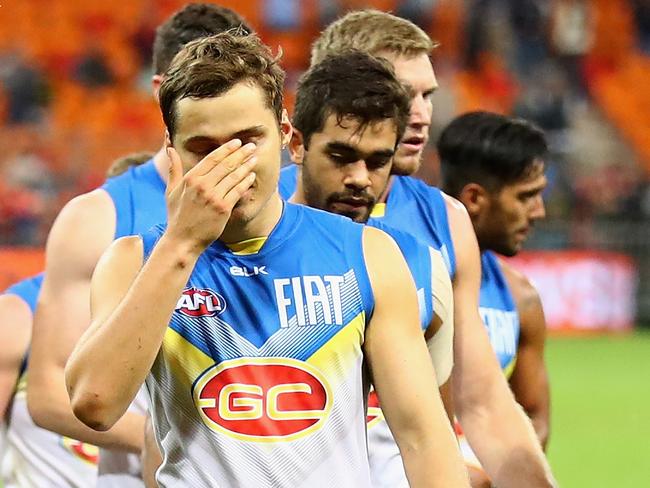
152;3;253;75
159;33;285;139
311;9;438;66
293;50;411;148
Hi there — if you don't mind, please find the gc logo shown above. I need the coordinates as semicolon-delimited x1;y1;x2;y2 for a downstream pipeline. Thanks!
193;357;332;442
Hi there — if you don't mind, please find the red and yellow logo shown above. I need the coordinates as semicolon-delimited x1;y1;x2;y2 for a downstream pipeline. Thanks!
366;390;384;429
61;438;99;465
193;357;332;442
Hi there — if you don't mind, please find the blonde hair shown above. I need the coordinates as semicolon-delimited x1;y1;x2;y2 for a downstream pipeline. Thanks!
311;9;438;66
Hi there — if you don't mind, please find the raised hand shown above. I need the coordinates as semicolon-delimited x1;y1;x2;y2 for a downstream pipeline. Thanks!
165;139;257;253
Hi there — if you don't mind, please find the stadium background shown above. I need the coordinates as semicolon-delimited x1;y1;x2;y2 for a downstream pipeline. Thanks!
0;0;647;485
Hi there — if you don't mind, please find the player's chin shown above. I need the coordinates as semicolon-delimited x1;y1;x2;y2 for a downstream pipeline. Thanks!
391;151;422;176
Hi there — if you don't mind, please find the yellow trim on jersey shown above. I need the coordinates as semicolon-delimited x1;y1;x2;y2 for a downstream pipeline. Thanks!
15;371;27;394
225;237;268;255
503;354;517;379
366;406;384;430
370;203;386;218
306;311;365;377
162;326;214;388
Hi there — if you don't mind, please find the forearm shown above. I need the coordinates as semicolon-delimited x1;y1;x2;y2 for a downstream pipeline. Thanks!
66;235;199;429
28;374;144;452
458;381;555;488
400;422;469;487
529;408;550;449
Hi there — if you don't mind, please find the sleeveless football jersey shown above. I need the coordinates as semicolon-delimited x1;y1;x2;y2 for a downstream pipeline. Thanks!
2;274;99;488
141;203;376;487
479;251;520;374
279;165;456;278
98;158;167;487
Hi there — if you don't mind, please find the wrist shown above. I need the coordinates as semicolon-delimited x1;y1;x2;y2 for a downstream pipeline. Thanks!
157;233;204;269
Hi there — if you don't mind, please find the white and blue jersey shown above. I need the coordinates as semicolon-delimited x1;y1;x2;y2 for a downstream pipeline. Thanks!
279;165;456;278
141;203;377;487
2;274;98;488
99;158;167;487
479;251;520;374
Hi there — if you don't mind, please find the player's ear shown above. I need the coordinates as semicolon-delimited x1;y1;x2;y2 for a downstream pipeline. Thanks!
151;74;163;102
459;183;488;218
280;109;293;148
288;128;306;165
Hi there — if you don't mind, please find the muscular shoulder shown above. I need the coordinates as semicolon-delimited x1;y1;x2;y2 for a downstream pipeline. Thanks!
0;294;32;324
442;192;469;219
0;294;32;354
499;260;546;343
499;260;542;312
44;189;117;281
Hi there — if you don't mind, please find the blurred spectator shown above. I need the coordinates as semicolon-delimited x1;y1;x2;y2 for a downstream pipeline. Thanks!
396;0;437;31
514;61;570;134
631;0;650;53
265;0;301;29
508;0;549;77
0;53;49;125
73;48;114;88
549;0;594;98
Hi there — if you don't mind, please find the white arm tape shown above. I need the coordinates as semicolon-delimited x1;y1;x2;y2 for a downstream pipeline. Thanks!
427;247;454;386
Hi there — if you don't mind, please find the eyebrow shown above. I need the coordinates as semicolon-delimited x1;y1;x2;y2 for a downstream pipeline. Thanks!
325;141;395;160
183;125;267;147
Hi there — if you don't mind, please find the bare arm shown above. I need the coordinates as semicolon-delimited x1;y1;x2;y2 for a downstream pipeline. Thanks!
363;226;469;488
444;194;555;487
0;295;32;418
27;191;145;452
142;411;162;488
501;261;550;449
66;139;258;430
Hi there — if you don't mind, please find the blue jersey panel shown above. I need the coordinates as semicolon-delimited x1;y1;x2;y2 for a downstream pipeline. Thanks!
278;164;298;200
3;273;44;313
479;251;520;372
101;159;167;238
367;220;433;331
141;203;374;364
369;176;456;279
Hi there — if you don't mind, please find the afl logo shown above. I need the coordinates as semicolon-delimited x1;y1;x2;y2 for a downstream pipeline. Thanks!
193;357;332;442
176;287;226;317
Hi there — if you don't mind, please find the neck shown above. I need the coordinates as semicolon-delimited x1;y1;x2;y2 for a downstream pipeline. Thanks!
378;175;396;203
220;192;284;244
152;146;169;183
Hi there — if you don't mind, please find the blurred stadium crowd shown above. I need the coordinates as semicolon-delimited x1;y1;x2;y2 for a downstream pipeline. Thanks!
0;0;648;318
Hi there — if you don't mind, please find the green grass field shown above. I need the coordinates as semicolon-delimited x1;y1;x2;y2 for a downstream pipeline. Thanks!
546;330;650;487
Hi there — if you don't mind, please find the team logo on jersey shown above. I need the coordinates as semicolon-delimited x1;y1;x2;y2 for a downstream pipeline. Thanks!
176;287;226;317
366;390;384;429
60;437;100;465
193;357;332;442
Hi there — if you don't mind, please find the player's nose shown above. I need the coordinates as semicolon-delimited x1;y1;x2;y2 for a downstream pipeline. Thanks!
344;160;372;189
529;196;546;221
